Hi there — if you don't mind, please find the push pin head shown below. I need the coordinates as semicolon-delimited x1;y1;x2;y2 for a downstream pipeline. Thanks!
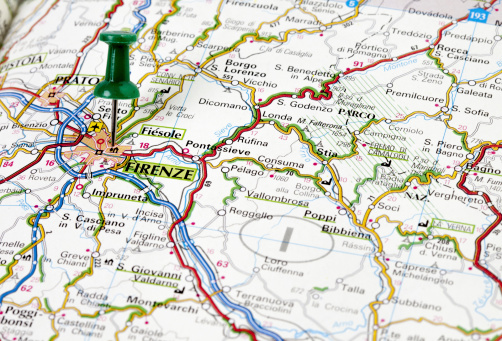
94;31;139;146
94;31;139;100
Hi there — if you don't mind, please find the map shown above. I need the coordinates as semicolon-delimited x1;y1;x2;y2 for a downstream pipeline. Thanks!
0;0;502;340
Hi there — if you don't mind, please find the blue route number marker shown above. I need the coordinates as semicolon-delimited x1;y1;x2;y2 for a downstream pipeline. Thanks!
468;8;489;23
346;0;358;8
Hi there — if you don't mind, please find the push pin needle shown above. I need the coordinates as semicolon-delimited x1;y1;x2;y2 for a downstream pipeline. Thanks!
94;31;139;146
111;99;117;146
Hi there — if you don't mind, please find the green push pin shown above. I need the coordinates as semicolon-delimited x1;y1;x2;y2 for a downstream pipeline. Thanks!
94;31;139;146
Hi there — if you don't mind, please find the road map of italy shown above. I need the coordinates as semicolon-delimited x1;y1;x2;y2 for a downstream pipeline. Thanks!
0;0;501;340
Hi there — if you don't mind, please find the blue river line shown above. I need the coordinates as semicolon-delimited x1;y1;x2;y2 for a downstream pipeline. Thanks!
0;91;283;341
132;0;151;34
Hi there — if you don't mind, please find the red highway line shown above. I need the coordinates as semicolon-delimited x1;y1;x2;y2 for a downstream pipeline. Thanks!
165;116;264;340
0;87;41;98
126;135;262;339
457;145;502;290
123;144;189;158
59;122;82;135
260;14;470;108
0;135;84;185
